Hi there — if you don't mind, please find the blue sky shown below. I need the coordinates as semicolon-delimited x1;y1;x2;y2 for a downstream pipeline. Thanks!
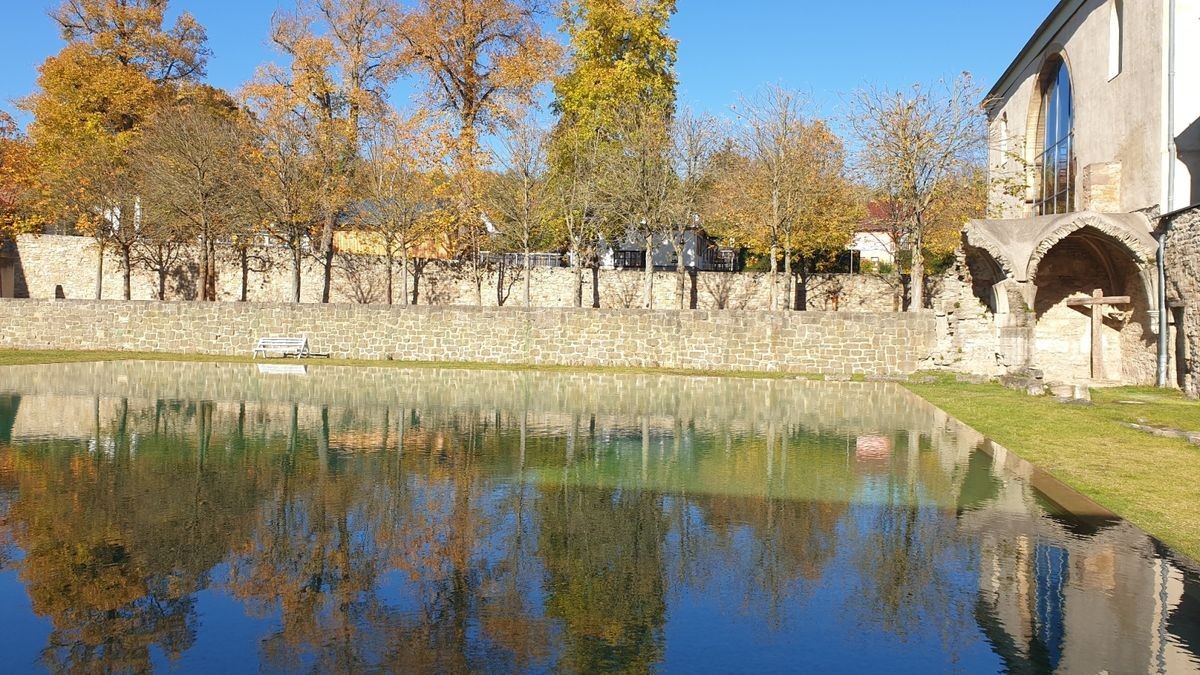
0;0;1055;127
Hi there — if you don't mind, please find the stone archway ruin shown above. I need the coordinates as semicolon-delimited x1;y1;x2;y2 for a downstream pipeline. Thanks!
943;211;1161;386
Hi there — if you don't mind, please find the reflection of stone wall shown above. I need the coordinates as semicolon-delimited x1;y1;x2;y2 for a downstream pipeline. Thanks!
1165;208;1200;398
0;300;935;376
0;361;940;437
8;234;896;311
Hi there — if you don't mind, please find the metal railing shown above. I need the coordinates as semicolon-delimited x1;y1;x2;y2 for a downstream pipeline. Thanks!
477;251;567;268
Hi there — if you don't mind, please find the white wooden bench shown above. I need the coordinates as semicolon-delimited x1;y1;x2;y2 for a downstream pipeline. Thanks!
252;336;311;359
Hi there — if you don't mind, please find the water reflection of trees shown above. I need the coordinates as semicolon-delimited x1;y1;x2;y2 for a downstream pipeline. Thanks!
4;399;271;672
2;389;1194;673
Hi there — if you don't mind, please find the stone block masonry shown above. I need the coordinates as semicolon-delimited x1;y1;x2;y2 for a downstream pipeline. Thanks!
0;299;936;376
1165;207;1200;398
1;234;900;312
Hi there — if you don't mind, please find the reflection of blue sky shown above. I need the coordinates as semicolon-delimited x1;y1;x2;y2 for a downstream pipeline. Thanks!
0;563;53;672
662;501;998;672
150;566;282;672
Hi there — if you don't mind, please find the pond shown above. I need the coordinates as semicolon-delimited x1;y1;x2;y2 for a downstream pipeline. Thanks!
0;361;1197;673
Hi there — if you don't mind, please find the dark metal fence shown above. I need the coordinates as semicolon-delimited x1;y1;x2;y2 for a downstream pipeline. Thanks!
478;251;567;268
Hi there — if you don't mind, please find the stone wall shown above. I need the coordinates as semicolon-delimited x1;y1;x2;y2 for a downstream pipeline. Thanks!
1165;207;1200;398
0;234;897;312
0;299;935;376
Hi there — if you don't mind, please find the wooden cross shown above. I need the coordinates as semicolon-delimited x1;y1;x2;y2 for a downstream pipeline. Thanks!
1066;288;1131;380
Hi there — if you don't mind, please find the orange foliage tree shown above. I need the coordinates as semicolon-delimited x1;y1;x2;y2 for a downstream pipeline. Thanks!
394;0;561;304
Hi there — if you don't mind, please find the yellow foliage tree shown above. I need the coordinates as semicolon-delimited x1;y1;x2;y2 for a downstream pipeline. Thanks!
0;111;41;240
711;86;860;311
395;0;562;304
21;44;160;299
51;0;209;82
266;0;399;303
549;0;677;306
849;74;987;310
21;0;210;299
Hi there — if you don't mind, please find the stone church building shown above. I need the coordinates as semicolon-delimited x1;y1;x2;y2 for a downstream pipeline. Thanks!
940;0;1200;397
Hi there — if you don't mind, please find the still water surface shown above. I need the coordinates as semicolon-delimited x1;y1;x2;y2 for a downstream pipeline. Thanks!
0;361;1197;673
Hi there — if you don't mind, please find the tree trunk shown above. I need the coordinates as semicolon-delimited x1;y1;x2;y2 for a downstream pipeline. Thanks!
591;261;600;308
240;249;249;302
400;248;409;306
496;258;506;306
320;209;335;303
524;248;531;307
94;241;104;300
411;259;422;305
910;242;925;311
198;238;210;302
768;243;778;311
121;246;132;300
643;234;654;309
386;250;394;305
321;246;334;303
158;268;167;301
573;239;584;308
782;248;792;311
291;244;302;303
675;246;686;310
473;250;484;306
206;241;217;301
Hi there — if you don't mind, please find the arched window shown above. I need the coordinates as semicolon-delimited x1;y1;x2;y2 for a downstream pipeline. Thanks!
1037;59;1074;215
1108;0;1123;79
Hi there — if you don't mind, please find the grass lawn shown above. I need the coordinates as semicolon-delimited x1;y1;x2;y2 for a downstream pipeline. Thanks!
1;349;1197;559
905;373;1200;562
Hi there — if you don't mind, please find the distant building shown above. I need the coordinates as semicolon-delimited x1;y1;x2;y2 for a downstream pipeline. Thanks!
850;203;900;267
849;227;895;266
604;226;739;272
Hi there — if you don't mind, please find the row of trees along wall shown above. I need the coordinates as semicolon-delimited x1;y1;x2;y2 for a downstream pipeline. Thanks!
0;0;988;313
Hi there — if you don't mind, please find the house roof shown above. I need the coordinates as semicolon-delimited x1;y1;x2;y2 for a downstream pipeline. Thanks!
985;0;1084;110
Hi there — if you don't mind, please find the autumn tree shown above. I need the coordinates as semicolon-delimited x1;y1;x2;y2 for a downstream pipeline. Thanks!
548;118;605;307
849;73;987;311
395;0;561;305
778;120;860;310
665;110;721;309
549;0;677;307
360;110;442;305
597;106;674;308
552;0;677;132
267;0;399;303
710;86;799;310
130;198;190;300
134;93;252;301
21;45;159;298
712;86;857;311
487;116;552;307
23;0;210;299
244;85;322;303
51;0;209;82
0;111;40;241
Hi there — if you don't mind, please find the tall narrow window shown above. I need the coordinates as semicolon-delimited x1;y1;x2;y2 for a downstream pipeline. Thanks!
1108;0;1123;79
1036;59;1075;215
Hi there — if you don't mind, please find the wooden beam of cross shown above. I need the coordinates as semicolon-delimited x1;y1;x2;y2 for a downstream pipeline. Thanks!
1066;288;1132;380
